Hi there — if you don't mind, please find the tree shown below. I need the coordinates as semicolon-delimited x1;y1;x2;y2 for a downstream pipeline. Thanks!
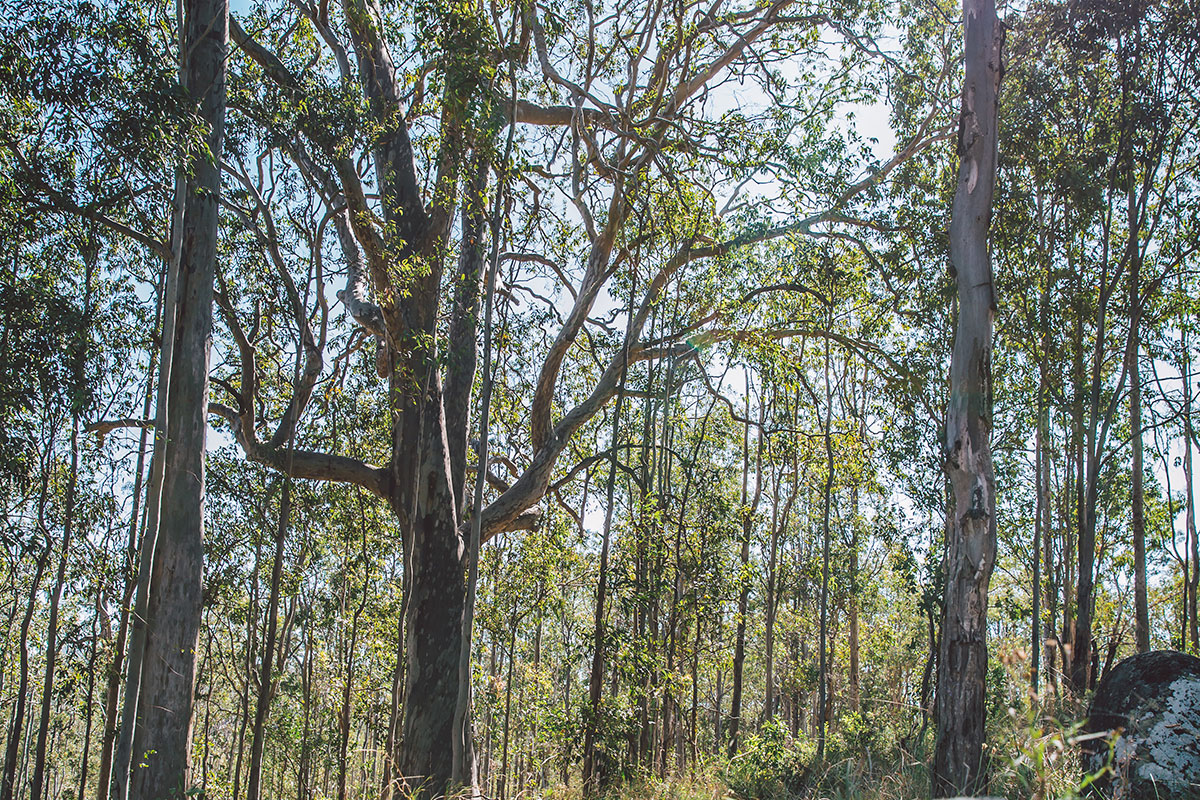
932;0;1004;794
121;0;228;794
214;1;936;793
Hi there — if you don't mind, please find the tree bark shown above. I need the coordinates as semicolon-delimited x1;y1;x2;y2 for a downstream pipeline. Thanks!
932;0;1003;793
126;0;226;793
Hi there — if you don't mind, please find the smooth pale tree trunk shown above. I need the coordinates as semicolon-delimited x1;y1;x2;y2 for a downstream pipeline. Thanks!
1038;278;1057;693
111;203;181;800
932;0;1003;793
126;0;226;794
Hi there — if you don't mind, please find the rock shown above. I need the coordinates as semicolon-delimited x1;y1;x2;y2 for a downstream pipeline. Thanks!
1081;650;1200;799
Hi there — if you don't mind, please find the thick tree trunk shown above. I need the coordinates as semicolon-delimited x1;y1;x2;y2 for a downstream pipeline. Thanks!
397;377;467;799
126;0;226;793
932;0;1003;793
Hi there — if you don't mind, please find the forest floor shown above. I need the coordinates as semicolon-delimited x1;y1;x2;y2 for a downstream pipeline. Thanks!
534;704;1093;800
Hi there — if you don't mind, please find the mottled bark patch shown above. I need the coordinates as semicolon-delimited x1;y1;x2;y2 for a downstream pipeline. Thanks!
1082;650;1200;798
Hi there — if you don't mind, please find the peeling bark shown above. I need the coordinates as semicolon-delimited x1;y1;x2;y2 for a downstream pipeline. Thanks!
932;0;1003;794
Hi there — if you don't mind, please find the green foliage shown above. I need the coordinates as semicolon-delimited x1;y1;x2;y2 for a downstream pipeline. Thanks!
723;722;815;800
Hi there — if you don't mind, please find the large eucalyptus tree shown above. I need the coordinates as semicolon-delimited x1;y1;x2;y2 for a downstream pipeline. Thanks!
932;0;1004;793
212;0;950;792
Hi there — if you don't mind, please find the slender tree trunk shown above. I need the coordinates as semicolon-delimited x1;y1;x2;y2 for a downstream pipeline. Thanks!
1184;335;1198;652
849;483;861;714
232;550;259;800
932;0;1003;793
29;420;79;800
453;123;512;788
1033;398;1043;693
0;544;51;800
34;251;93;800
1040;364;1056;692
246;481;292;800
817;333;833;762
96;325;157;800
581;313;630;795
338;536;370;800
297;611;313;800
498;614;518;800
726;382;763;757
764;470;781;724
79;589;102;800
726;423;751;757
1128;195;1149;654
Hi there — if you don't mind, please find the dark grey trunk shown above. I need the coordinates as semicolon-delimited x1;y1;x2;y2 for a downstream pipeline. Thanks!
396;381;466;800
932;0;1003;793
764;471;780;725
